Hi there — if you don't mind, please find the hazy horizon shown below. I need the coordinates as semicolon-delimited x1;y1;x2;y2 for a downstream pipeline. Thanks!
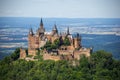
0;17;120;19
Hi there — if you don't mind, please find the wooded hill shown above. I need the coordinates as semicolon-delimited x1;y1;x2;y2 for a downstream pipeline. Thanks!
0;48;120;80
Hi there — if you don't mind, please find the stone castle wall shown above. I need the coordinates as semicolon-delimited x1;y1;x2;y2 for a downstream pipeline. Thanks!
20;48;26;59
58;50;73;55
43;53;60;61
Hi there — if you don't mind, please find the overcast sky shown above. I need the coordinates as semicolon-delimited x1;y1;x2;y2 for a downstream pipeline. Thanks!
0;0;120;18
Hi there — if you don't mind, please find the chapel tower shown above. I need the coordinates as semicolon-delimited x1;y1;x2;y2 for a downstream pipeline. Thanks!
36;18;45;36
74;33;81;49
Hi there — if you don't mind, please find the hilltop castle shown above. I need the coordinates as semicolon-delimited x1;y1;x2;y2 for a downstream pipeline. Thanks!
20;18;92;61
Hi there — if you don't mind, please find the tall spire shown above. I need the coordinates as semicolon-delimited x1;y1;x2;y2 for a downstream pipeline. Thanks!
29;28;34;35
52;23;58;36
67;27;70;35
53;24;58;33
40;18;43;28
53;24;57;30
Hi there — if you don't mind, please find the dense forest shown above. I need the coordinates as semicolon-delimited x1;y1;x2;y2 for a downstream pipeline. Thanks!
0;48;120;80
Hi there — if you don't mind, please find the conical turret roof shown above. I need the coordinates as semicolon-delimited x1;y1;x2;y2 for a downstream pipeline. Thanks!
40;18;43;27
29;28;34;35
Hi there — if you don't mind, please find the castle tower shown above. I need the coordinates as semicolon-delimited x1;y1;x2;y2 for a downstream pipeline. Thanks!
52;24;58;35
74;33;81;49
37;18;45;35
28;28;34;49
35;36;39;49
39;18;45;33
20;48;26;59
40;18;43;27
29;28;34;35
51;24;59;42
28;28;36;56
40;18;45;33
